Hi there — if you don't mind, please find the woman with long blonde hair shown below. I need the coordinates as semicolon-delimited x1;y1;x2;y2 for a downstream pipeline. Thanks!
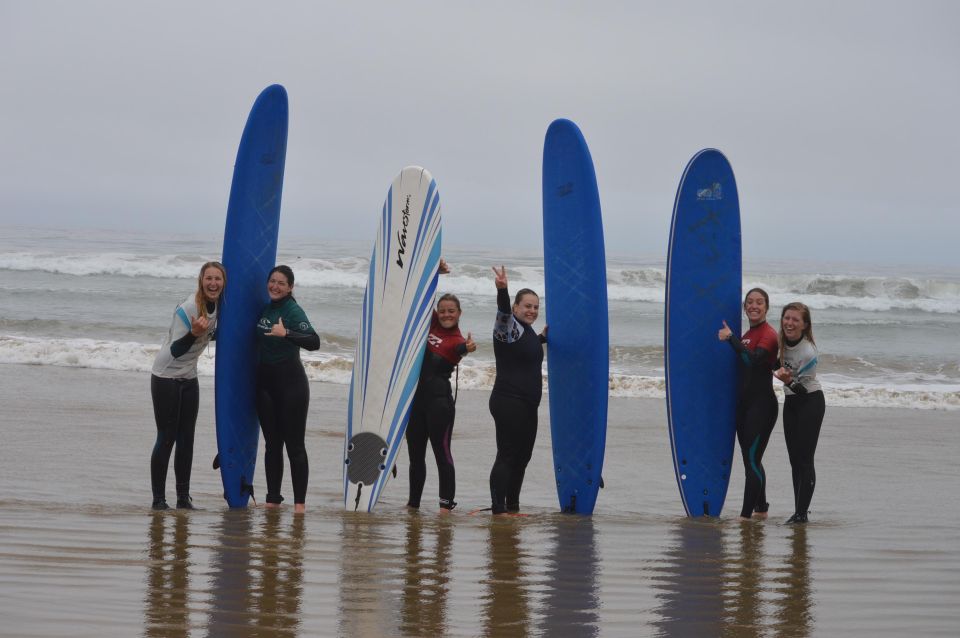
774;302;825;524
150;261;226;510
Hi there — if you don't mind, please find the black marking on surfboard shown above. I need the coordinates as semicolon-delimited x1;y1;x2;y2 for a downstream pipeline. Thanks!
346;431;388;486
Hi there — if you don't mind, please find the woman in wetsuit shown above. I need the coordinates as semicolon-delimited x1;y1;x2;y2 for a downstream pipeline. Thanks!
718;287;779;520
150;261;226;510
406;260;477;512
774;302;825;524
256;265;320;514
488;265;546;515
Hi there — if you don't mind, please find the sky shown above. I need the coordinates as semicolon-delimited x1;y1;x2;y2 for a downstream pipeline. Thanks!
1;1;958;267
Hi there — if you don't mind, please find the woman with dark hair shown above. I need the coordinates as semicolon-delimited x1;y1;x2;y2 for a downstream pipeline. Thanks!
488;265;546;515
256;265;320;514
150;261;226;510
774;302;825;524
405;260;477;512
718;287;779;520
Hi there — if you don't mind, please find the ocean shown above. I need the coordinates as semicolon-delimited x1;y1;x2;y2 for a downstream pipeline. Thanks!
2;225;957;410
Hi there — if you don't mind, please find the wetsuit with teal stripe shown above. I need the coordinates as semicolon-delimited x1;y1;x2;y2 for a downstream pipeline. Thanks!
727;321;779;518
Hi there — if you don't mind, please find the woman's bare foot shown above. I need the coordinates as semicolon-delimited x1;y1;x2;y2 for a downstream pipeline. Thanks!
753;511;768;520
293;503;305;515
264;502;280;509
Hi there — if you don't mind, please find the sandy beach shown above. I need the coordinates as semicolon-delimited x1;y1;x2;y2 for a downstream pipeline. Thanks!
1;363;958;636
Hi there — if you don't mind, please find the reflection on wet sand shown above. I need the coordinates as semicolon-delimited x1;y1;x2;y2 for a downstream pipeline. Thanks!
399;514;453;637
653;518;815;637
145;512;192;637
337;512;402;636
481;519;532;638
205;509;305;637
772;525;813;638
652;518;728;637
541;516;601;637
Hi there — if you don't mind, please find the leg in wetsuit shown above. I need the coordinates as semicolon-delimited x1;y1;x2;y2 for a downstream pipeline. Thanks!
783;390;825;520
406;392;457;509
150;375;199;504
256;359;310;505
736;391;779;518
489;393;538;514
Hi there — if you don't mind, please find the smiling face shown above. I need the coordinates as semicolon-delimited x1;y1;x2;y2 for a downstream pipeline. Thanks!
267;271;292;301
781;308;807;341
513;293;540;325
201;265;225;302
436;299;461;329
743;290;769;326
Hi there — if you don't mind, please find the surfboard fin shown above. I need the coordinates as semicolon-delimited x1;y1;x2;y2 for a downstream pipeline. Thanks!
354;484;363;512
600;476;605;489
241;480;256;507
392;464;397;478
212;453;220;470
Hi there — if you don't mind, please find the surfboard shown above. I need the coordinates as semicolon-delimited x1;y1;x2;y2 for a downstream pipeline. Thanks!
344;166;442;512
214;84;288;508
542;118;609;515
664;148;741;517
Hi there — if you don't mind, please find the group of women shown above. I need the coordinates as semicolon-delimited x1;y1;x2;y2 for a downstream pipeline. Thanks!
149;260;825;523
150;262;319;513
719;289;826;524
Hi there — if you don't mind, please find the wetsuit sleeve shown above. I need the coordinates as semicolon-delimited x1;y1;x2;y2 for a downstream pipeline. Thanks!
170;332;198;358
454;342;468;357
726;337;772;368
284;303;321;351
493;288;523;344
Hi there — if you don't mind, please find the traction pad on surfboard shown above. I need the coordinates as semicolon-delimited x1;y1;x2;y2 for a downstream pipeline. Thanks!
345;432;389;486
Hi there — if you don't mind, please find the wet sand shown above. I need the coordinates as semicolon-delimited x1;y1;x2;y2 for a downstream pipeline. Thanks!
1;363;958;636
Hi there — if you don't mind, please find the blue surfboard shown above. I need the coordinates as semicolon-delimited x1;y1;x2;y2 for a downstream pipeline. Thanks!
664;148;741;517
215;85;288;508
542;118;609;515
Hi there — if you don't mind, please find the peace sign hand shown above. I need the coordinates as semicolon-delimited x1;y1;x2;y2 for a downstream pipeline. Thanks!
492;265;508;290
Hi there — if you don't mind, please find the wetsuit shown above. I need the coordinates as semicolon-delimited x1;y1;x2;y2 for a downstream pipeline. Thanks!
405;311;468;510
255;295;320;505
150;296;217;505
489;288;545;514
781;337;824;521
726;321;779;518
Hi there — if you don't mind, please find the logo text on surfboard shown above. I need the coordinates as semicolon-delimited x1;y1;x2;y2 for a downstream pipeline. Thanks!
396;195;411;268
697;183;723;200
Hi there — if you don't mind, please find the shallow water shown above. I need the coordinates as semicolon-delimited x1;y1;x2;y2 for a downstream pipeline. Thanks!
1;364;959;636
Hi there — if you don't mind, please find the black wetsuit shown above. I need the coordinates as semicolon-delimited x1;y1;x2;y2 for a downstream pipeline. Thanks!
405;312;468;510
489;288;545;514
255;295;320;505
780;337;825;521
150;297;216;506
727;322;779;518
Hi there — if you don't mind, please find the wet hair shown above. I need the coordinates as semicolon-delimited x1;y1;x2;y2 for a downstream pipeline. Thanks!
437;293;461;312
513;288;539;306
778;302;815;363
744;287;770;309
195;261;226;319
268;265;296;301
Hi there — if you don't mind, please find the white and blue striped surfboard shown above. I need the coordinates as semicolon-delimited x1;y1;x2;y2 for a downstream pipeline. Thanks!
344;166;442;512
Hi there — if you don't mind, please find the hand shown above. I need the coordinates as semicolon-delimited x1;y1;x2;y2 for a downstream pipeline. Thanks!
464;332;477;353
773;367;793;384
718;320;733;342
191;315;209;337
492;265;508;289
438;258;450;275
266;316;287;337
540;325;549;339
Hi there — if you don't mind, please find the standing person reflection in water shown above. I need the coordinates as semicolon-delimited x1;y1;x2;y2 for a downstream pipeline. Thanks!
718;288;780;520
405;259;477;513
150;261;225;510
488;265;546;516
774;302;826;524
256;265;320;514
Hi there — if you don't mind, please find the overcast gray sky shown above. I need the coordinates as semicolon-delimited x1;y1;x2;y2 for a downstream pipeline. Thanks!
2;1;957;266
